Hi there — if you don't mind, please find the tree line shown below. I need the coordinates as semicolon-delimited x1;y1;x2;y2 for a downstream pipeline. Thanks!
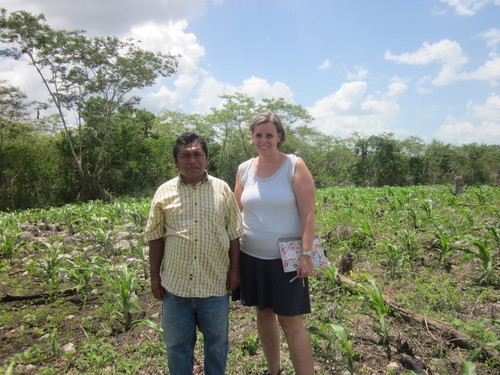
1;9;499;211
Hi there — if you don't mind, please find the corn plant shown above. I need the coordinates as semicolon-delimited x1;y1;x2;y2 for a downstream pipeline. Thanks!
112;200;128;225
100;263;138;331
461;208;475;228
322;263;340;289
127;201;150;229
3;359;15;375
127;244;149;280
384;243;409;279
133;318;166;354
421;199;435;220
429;225;464;271
407;207;419;229
398;229;419;261
65;256;102;306
38;242;65;286
0;230;26;263
309;323;354;375
461;361;477;375
93;228;113;255
356;221;375;241
353;279;391;351
488;226;499;250
472;186;491;206
461;239;498;286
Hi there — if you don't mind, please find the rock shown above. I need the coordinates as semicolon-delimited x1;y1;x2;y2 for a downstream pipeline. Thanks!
21;223;39;235
386;361;401;371
62;342;76;352
116;231;134;240
47;223;61;231
112;239;131;251
19;231;35;242
37;223;49;231
428;358;447;374
62;236;79;245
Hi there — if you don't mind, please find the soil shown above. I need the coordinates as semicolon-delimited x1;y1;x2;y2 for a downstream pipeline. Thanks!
1;202;499;375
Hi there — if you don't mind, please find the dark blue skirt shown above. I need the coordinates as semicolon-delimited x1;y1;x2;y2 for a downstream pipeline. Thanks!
239;251;311;316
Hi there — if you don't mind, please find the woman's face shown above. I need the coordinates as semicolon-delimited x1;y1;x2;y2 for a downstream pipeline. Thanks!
252;122;281;154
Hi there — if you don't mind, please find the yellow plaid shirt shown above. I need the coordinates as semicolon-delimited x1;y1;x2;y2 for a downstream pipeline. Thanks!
144;174;244;298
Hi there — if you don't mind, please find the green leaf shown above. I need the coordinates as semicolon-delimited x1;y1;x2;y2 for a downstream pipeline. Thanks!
461;361;477;375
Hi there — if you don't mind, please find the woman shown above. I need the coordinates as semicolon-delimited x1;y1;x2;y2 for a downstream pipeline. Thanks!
235;111;316;375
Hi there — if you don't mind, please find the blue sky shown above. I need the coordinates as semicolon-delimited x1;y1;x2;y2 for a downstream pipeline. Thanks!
2;0;499;144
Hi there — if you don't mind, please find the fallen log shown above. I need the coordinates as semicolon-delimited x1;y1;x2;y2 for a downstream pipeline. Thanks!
0;288;77;303
338;275;499;364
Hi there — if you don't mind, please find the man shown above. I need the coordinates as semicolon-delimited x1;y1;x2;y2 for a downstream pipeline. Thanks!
145;132;243;375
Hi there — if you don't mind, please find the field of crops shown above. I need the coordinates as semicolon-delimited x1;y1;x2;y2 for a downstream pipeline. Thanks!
0;185;498;374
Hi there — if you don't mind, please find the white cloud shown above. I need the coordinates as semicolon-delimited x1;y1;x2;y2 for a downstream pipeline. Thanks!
238;76;294;102
308;81;401;138
318;59;331;70
434;121;499;144
347;66;369;81
0;58;49;104
189;76;294;113
463;57;500;81
190;77;230;113
479;28;500;50
386;81;408;98
434;93;500;144
125;20;208;111
469;93;500;121
2;0;207;36
385;39;468;86
440;0;500;16
127;21;205;70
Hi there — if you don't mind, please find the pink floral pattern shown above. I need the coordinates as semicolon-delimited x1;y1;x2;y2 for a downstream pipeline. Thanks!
279;237;328;273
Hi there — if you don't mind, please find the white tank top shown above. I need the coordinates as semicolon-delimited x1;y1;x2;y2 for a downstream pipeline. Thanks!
238;154;301;259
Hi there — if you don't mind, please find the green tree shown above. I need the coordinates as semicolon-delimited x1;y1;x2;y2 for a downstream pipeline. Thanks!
400;135;426;185
204;94;314;187
353;133;406;186
0;80;30;150
0;9;178;200
205;93;257;185
0;81;64;209
422;141;461;184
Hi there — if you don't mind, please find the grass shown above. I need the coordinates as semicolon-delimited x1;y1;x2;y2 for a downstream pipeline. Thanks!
0;185;499;374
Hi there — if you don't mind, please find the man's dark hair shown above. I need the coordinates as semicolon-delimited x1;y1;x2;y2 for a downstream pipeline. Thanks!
173;132;208;161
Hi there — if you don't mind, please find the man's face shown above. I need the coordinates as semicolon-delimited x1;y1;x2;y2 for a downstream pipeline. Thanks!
174;142;208;185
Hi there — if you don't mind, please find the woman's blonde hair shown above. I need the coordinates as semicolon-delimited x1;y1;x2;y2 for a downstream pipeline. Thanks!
248;111;286;147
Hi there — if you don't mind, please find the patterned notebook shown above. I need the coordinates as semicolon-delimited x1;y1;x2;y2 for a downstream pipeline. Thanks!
278;236;328;273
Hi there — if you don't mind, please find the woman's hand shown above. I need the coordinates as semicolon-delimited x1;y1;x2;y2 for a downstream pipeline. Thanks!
297;254;314;279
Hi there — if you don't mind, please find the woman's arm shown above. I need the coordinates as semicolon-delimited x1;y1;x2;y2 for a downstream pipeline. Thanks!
292;158;316;277
234;170;244;211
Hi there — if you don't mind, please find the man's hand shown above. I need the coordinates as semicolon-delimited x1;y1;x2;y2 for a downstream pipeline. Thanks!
226;267;240;291
148;238;165;301
151;276;164;301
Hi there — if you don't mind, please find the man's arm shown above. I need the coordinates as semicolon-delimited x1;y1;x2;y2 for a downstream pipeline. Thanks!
226;238;240;291
149;238;165;301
